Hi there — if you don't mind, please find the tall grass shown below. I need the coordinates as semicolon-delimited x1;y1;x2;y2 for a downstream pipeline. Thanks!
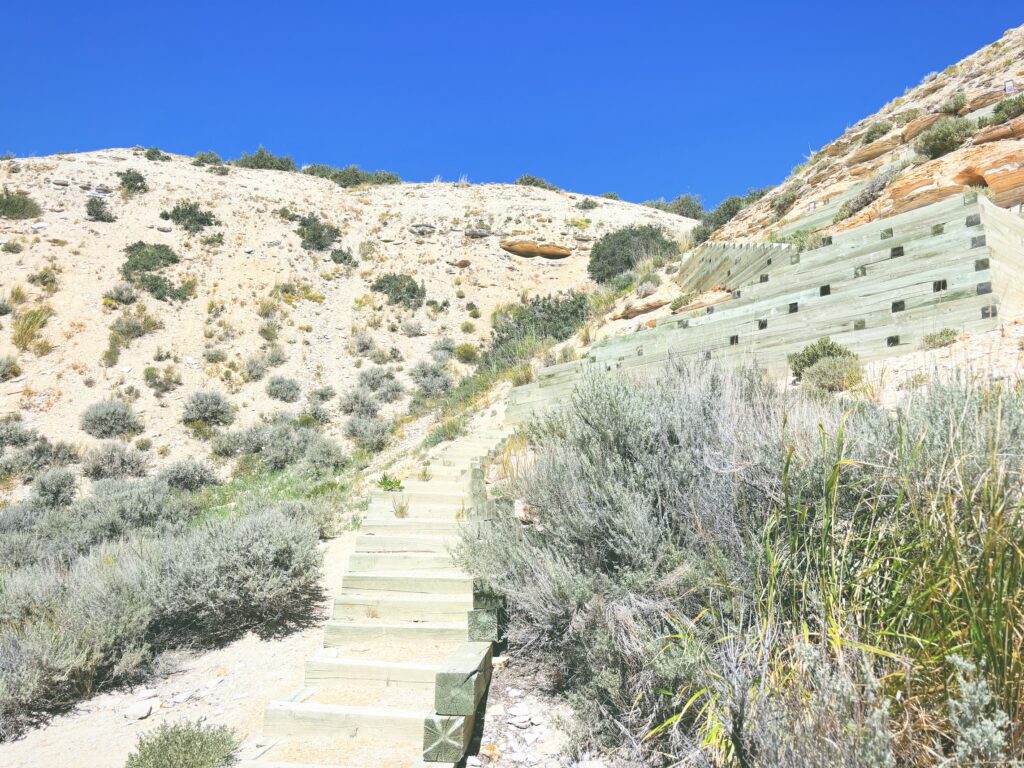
460;361;1024;764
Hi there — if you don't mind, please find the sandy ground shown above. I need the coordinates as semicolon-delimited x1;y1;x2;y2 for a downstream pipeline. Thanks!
0;531;356;768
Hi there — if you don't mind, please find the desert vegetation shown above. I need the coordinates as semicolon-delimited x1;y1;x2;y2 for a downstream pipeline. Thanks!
461;360;1024;765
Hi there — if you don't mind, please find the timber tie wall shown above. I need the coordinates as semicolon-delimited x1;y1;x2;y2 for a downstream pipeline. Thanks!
508;195;1024;422
240;425;510;768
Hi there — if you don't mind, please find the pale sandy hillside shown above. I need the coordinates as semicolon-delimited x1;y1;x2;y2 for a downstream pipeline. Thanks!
0;149;695;497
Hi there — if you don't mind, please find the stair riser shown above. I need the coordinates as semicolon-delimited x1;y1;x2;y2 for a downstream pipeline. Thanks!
305;659;436;690
371;491;469;506
355;535;454;554
360;521;462;536
334;598;471;623
365;505;467;521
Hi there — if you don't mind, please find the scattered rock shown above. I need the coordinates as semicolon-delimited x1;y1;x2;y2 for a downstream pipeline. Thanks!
123;701;153;720
157;226;172;233
409;224;435;236
465;228;493;238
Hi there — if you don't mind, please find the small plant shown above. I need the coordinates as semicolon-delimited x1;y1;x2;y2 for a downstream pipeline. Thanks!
258;320;280;341
914;118;974;159
192;150;223;166
116;169;148;194
103;282;137;306
143;365;182;395
939;90;967;116
231;146;296;171
461;321;475;333
82;441;149;479
453;342;479;364
12;305;55;350
0;357;21;382
0;187;42;219
377;473;403;491
330;247;356;266
423;416;468;448
161;201;218;233
144;146;171;161
81;400;142;438
124;720;238;768
401;319;424;337
923;327;959;349
266;376;301;403
182;391;234;427
345;415;390;452
339;387;379;417
862;120;893;144
410;360;453;398
302;163;401;187
788;337;856;379
2;240;22;253
27;267;58;293
515;174;559;191
86;196;116;222
576;197;599;210
371;273;425;309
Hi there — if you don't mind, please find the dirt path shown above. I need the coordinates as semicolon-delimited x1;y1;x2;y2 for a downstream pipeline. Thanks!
0;532;356;768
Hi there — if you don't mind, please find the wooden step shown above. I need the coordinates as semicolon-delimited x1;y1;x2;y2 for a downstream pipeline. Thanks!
355;533;453;553
306;656;437;689
346;552;458;573
333;594;472;623
359;519;461;537
340;571;474;597
324;620;469;647
263;699;425;745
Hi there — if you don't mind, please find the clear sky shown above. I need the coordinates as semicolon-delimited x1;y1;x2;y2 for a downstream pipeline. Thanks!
2;2;1021;206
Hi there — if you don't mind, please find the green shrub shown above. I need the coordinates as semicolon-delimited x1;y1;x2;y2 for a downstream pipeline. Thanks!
12;306;54;350
600;192;620;200
296;213;340;251
116;169;148;194
862;120;893;144
121;242;193;302
144;147;170;161
801;355;863;392
642;193;704;219
266;376;301;403
2;241;22;253
371;273;425;309
588;225;677;283
833;166;902;223
483;291;589;371
939;90;967;115
160;201;218;233
182;391;234;426
86;197;115;222
453;343;479;364
770;187;801;219
914;118;974;159
515;174;559;191
30;467;77;509
923;327;959;349
689;187;769;244
356;367;402;403
787;337;855;379
231;146;296;171
0;357;21;382
576;198;599;210
0;187;42;219
990;94;1024;125
125;720;238;768
422;415;468;448
81;400;142;438
159;459;218;491
330;247;356;266
192;151;223;166
82;442;149;480
302;164;401;187
27;266;58;293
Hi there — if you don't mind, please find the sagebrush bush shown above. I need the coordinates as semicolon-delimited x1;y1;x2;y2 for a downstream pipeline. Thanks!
330;246;356;266
231;146;296;171
430;337;456;363
862;120;892;144
914;117;974;159
182;391;234;426
302;163;401;187
143;365;181;395
371;273;425;309
29;467;77;509
82;442;149;479
125;720;238;768
266;376;301;403
801;354;863;393
410;360;453;398
787;336;855;378
103;282;137;305
0;187;42;219
159;459;218;491
80;400;142;438
401;319;424;337
482;292;589;372
991;94;1024;126
344;415;390;452
515;174;559;191
923;327;959;349
588;225;677;283
0;357;21;382
339;387;379;417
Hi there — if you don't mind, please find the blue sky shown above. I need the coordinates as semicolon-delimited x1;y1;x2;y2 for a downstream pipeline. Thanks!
2;2;1021;207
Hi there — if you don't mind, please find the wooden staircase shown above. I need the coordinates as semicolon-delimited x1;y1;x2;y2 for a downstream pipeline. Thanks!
240;425;512;768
